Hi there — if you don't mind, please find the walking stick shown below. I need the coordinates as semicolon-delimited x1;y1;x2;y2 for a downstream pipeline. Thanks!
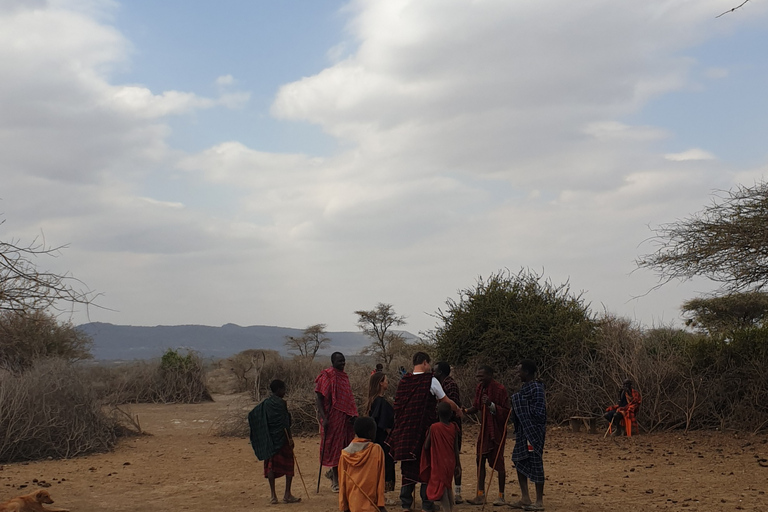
340;467;381;510
603;415;615;439
481;407;513;512
476;404;487;501
317;421;327;494
286;429;310;501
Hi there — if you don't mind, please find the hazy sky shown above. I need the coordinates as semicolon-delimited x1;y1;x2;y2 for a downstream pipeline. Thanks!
2;0;767;335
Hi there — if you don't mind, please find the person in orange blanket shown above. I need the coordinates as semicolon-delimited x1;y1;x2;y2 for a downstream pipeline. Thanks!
604;379;642;436
462;365;510;506
420;402;460;512
339;417;387;512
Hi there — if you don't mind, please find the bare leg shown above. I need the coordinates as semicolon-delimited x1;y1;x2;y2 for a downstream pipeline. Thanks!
467;456;487;504
331;466;339;489
534;481;544;507
498;469;505;495
478;458;486;495
441;489;454;512
516;470;532;506
283;475;301;502
268;471;278;504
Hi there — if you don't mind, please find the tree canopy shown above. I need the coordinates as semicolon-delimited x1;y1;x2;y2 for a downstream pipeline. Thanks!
355;303;407;370
637;182;768;292
430;269;595;373
682;291;768;335
284;324;330;360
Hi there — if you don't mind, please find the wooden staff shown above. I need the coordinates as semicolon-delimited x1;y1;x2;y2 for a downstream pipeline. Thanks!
286;429;309;501
476;404;487;499
317;421;327;493
340;466;381;510
481;406;514;512
603;415;615;439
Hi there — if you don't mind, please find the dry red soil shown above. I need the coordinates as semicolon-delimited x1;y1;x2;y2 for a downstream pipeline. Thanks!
1;394;766;511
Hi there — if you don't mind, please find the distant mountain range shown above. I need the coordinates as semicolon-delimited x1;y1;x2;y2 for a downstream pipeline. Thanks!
78;322;416;361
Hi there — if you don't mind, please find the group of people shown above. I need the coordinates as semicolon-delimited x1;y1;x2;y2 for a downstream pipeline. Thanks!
249;351;548;511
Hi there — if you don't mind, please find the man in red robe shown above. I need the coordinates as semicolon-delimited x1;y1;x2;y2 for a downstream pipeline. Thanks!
316;352;358;492
462;365;510;506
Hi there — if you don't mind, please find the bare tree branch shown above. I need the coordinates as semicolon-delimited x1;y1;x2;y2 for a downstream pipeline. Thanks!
1;222;98;314
717;0;752;18
284;324;330;360
637;182;768;292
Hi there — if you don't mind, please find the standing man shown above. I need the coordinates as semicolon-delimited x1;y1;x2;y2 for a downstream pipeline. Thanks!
433;361;464;504
509;360;546;511
389;352;462;512
248;379;301;505
463;365;509;506
315;352;358;492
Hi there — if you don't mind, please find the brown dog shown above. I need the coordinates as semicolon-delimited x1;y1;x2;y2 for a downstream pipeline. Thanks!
0;490;69;512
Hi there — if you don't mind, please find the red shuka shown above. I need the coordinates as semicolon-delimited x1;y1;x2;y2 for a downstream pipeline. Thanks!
419;422;458;501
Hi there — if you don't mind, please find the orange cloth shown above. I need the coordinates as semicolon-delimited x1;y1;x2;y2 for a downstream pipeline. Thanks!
338;437;385;512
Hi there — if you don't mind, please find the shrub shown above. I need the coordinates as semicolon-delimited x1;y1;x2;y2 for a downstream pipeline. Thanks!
0;310;92;372
0;359;117;462
158;349;212;403
82;349;212;405
431;269;596;375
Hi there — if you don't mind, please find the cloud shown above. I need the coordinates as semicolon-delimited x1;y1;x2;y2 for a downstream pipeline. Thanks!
665;149;717;161
215;74;235;86
4;0;768;333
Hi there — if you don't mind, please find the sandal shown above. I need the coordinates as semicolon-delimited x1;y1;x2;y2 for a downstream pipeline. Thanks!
523;505;544;511
269;497;278;505
508;500;531;509
283;496;302;504
466;496;485;505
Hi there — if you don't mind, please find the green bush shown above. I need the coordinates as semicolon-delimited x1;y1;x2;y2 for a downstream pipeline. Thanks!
431;269;596;374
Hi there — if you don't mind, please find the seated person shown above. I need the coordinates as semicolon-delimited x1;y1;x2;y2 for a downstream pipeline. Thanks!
339;417;387;512
604;379;642;436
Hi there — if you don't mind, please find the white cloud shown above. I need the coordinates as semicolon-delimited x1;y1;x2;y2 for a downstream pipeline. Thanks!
215;74;235;86
665;149;717;161
4;0;768;334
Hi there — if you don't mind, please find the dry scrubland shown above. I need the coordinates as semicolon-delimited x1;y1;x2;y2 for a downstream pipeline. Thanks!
1;394;767;512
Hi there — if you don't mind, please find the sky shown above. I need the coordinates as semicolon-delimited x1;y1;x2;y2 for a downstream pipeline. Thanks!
2;0;768;337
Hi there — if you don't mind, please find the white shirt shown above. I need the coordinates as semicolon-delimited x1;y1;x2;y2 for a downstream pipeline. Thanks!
413;371;446;400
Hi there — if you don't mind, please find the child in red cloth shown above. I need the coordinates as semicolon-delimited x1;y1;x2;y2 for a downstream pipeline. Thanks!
420;402;460;512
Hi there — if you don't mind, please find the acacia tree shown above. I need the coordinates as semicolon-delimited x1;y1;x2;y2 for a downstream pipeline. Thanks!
682;291;768;335
637;182;768;292
284;324;331;360
355;303;406;370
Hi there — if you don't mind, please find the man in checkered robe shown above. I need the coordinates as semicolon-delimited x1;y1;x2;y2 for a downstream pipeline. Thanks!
510;360;546;511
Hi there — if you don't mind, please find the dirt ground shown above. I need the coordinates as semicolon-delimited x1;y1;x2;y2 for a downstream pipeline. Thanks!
1;394;767;512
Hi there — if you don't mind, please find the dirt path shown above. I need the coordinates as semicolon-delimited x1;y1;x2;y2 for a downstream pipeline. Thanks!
1;395;766;511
